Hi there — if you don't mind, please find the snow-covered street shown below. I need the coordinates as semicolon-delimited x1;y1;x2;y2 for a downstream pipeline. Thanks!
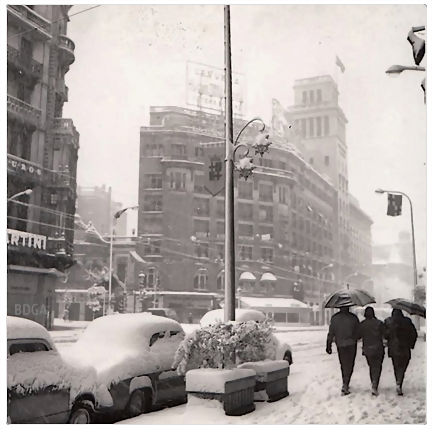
117;330;426;425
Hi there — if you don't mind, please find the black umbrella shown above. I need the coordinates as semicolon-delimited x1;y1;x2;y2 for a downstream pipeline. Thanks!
385;298;426;318
324;287;376;309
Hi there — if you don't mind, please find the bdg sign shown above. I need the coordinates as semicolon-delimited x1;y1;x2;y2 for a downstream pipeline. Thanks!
186;61;246;117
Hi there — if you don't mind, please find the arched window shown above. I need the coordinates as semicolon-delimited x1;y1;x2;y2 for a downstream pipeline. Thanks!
216;270;225;291
144;267;161;289
194;268;208;290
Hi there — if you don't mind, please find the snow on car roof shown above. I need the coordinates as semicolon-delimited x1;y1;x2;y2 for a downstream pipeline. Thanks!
7;316;55;348
200;309;266;327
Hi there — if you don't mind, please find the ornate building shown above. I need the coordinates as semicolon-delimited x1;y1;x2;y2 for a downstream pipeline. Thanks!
7;5;79;329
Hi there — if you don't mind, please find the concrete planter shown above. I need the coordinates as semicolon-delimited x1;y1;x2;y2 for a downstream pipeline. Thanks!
186;368;256;416
238;360;289;403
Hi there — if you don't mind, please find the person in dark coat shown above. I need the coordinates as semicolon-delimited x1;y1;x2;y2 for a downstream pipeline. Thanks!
358;307;385;396
326;306;360;395
384;308;418;396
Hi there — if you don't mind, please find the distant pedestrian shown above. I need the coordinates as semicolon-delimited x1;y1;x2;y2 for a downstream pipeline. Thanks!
358;307;385;396
326;306;360;395
384;308;418;396
63;308;69;323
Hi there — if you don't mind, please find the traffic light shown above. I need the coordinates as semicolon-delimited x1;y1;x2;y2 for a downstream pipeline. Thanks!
407;27;425;66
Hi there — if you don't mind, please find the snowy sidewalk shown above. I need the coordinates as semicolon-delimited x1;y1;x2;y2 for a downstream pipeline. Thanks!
119;342;426;425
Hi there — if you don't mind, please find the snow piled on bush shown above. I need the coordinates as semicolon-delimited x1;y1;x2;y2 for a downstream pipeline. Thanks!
62;313;185;387
7;350;99;406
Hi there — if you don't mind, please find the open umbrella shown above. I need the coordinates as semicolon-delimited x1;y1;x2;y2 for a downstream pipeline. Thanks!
385;298;426;318
324;288;376;309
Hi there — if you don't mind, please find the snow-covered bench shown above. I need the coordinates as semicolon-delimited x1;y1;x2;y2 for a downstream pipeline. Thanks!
186;368;256;416
238;360;289;402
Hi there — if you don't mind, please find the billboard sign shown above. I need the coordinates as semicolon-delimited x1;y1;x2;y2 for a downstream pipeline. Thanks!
186;61;246;117
202;142;225;197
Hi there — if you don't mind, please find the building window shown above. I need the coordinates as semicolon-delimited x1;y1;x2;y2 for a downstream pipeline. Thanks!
316;117;322;137
309;90;314;103
144;174;162;189
239;223;253;238
216;243;224;259
216;199;225;218
279;161;286;170
302;91;307;104
325;156;329;166
194;242;209;258
301;119;307;138
261;247;274;262
194;197;210;216
324;116;330;136
194;173;205;193
259;158;273;168
309;118;314;137
258;183;273;202
279;187;287;204
238;181;253;199
195;147;204;158
259;224;273;238
317;89;322;102
217;221;225;235
143;198;162;212
259;205;273;223
171;144;186;155
194;219;210;237
238;202;253;220
20;37;33;59
169;172;186;190
142;217;162;234
194;268;208;289
144;267;161;289
240;245;253;261
143;240;161;255
217;271;225;290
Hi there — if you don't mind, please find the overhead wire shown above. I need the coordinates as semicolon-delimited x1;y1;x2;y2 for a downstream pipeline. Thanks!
7;5;102;40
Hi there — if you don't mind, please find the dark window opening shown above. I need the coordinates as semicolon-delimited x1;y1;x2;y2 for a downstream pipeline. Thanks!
9;342;49;355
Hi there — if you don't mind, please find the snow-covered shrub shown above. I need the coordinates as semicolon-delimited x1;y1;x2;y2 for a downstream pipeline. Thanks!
174;320;274;375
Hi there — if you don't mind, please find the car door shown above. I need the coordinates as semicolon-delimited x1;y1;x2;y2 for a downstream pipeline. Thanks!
153;331;186;404
7;340;70;424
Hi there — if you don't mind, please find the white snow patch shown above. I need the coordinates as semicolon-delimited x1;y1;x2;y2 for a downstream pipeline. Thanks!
96;384;114;407
129;376;152;394
200;309;266;327
186;368;256;393
7;316;55;349
62;313;185;387
7;350;98;407
238;360;289;380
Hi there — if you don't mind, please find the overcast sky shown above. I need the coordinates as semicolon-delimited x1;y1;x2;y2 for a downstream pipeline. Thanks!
63;4;427;264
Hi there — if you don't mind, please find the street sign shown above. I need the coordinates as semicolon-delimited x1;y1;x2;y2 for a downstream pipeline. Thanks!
202;142;225;197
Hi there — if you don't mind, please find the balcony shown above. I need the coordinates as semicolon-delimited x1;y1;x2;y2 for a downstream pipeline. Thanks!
7;95;42;129
52;118;79;149
7;5;52;41
48;170;77;197
56;79;68;103
7;153;45;183
7;45;43;82
58;35;75;67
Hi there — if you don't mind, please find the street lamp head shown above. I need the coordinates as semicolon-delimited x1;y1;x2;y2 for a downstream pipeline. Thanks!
23;189;33;196
328;263;333;268
235;156;256;180
375;188;385;194
252;133;272;157
386;65;405;76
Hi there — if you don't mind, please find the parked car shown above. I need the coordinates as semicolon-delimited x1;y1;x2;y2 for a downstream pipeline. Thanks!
61;313;187;421
146;308;180;322
7;316;99;424
199;309;293;365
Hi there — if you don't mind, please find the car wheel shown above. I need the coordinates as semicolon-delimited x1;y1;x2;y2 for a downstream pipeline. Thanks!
128;389;151;418
68;402;93;424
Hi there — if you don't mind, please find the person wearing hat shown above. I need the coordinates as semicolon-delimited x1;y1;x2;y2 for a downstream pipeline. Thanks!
326;306;361;395
358;306;385;396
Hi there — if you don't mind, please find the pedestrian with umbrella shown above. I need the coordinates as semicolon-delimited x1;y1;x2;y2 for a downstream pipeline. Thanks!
384;299;423;396
325;287;376;396
358;307;385;396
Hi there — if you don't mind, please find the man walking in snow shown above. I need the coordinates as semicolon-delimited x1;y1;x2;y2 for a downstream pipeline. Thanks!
326;306;360;395
384;308;418;396
358;307;385;396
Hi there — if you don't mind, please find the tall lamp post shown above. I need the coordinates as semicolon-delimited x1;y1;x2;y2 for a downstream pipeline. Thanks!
108;205;139;312
319;263;333;325
375;189;417;301
223;5;271;322
344;272;358;288
8;189;32;202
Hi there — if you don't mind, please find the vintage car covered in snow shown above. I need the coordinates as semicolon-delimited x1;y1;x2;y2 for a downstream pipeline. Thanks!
199;309;293;365
7;316;100;424
62;313;187;421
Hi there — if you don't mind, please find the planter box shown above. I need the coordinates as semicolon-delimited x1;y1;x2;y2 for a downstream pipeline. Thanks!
186;368;256;416
238;360;289;403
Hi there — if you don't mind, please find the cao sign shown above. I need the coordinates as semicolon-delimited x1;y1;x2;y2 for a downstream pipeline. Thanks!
186;61;246;117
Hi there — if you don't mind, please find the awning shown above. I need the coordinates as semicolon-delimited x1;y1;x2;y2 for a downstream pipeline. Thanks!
260;272;277;282
7;265;64;277
239;272;256;281
130;251;146;264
